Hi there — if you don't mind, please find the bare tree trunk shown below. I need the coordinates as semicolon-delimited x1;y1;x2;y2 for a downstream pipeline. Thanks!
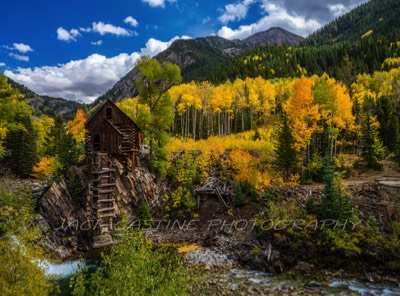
181;115;184;138
218;112;221;137
193;107;197;140
211;113;214;136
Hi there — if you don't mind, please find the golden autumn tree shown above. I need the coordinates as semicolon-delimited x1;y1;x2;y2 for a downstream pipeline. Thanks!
210;82;233;137
244;77;260;130
229;149;270;191
33;116;54;157
232;78;248;132
31;156;60;184
247;76;276;126
311;75;355;160
283;76;320;151
68;109;86;143
168;82;201;139
67;109;87;164
196;81;214;139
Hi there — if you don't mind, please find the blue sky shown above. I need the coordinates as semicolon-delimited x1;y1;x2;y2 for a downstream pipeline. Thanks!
1;0;368;102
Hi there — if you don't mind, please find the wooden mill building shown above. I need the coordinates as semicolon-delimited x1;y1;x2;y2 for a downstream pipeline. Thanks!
85;99;143;248
85;99;143;166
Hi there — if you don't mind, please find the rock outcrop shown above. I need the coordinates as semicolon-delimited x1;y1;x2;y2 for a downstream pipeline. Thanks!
37;154;163;260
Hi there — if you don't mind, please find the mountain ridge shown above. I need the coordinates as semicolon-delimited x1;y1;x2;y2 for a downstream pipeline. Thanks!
6;77;84;119
95;27;303;105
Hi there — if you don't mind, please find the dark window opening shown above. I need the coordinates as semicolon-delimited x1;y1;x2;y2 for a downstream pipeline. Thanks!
106;108;112;120
93;134;100;151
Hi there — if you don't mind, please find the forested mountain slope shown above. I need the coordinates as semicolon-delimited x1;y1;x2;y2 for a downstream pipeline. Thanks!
206;38;400;85
304;0;400;45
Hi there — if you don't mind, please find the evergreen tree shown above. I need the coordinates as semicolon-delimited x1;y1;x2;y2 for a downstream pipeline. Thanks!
234;182;245;208
0;74;38;176
275;113;298;181
44;115;75;171
361;114;385;169
320;163;353;221
3;115;37;177
336;55;356;91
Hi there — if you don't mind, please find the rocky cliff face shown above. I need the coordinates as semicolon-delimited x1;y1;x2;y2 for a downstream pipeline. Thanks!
37;154;164;260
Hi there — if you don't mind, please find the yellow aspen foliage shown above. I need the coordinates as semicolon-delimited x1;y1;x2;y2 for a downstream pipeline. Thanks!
252;76;276;114
197;149;212;178
68;109;86;143
372;71;393;98
33;116;54;156
117;97;140;118
245;77;261;110
210;83;233;112
168;82;201;113
332;82;355;131
232;78;247;109
166;129;274;155
229;149;255;182
352;74;377;106
31;156;60;182
253;171;271;191
0;124;8;158
382;57;400;69
283;76;320;150
196;81;214;106
361;29;373;38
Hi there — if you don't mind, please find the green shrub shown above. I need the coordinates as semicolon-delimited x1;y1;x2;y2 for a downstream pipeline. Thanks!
250;247;262;256
71;216;188;296
137;200;153;228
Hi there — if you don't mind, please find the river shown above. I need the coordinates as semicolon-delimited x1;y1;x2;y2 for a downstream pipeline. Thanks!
45;256;400;295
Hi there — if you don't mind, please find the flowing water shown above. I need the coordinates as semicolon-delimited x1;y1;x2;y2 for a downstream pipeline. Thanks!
43;255;100;296
46;257;400;295
208;268;400;295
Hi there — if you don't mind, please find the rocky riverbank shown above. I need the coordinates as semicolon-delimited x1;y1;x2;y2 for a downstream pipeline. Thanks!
34;152;400;286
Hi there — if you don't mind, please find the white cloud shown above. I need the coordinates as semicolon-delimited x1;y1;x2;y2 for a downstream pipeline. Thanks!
9;53;30;62
218;3;321;39
141;0;176;8
0;62;6;67
328;4;347;17
79;27;92;33
5;52;141;103
140;35;192;57
70;29;80;37
4;34;191;102
13;43;33;53
91;40;103;46
217;0;368;39
219;3;249;24
124;16;139;27
142;0;166;7
92;22;132;36
57;27;80;42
